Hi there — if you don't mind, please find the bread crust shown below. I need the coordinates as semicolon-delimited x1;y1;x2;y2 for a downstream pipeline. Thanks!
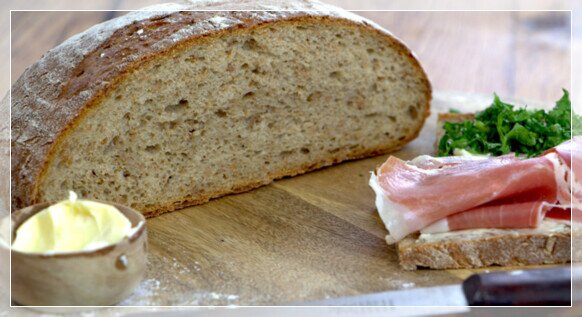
11;1;431;213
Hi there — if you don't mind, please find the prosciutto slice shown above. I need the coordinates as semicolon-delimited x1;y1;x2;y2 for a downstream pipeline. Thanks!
544;136;582;221
421;201;549;234
370;137;581;243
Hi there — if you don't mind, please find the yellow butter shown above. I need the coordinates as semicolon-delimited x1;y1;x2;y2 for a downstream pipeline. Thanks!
12;192;132;254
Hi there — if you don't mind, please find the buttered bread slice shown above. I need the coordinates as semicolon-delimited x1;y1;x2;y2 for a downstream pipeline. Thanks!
11;1;431;216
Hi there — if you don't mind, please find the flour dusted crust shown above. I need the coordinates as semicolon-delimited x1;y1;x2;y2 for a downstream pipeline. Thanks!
11;0;431;214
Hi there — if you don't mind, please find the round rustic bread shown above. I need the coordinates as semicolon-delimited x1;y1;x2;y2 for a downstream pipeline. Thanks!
11;0;431;216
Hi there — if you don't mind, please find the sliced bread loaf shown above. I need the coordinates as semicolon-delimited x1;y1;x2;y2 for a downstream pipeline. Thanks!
398;112;571;270
11;1;431;216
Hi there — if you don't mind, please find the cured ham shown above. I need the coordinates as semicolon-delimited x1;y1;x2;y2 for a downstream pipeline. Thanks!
370;137;580;243
421;201;549;234
544;136;582;222
545;136;581;177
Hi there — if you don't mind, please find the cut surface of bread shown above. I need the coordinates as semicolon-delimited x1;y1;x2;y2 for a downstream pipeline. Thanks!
11;2;431;216
397;112;572;270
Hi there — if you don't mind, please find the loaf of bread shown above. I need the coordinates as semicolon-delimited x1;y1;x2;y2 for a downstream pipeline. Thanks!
398;112;572;270
11;1;431;216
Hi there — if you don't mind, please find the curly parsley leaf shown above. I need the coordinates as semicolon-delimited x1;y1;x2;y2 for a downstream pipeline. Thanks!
438;90;572;157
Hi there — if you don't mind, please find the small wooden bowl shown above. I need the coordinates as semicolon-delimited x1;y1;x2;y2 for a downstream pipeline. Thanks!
0;201;147;306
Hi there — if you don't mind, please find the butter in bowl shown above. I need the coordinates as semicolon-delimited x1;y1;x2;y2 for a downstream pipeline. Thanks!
0;192;147;306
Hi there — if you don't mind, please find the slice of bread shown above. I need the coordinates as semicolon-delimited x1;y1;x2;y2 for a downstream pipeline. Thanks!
398;112;571;270
398;221;571;270
11;1;431;216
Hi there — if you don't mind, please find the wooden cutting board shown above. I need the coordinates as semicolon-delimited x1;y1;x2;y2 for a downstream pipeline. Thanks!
120;91;553;306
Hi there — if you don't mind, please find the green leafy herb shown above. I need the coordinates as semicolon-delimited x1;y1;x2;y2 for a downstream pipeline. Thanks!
438;90;572;157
